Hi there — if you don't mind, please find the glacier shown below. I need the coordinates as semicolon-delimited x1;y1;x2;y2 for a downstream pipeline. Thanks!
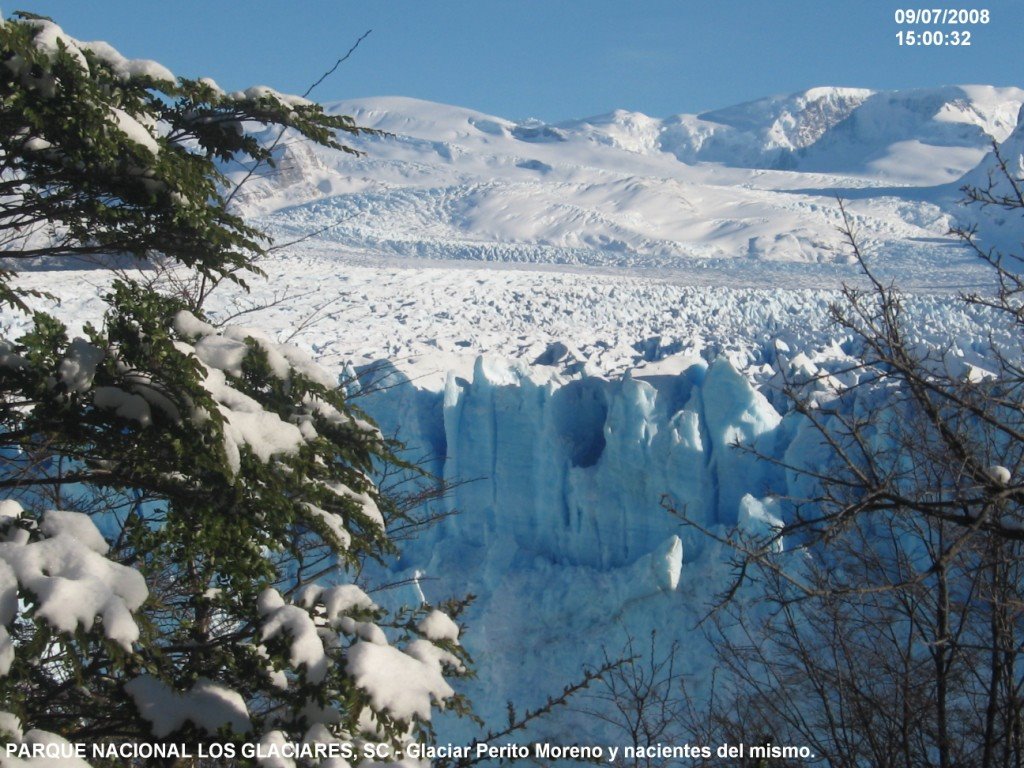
344;349;832;739
7;82;1024;744
6;254;1011;741
398;354;784;567
335;276;1013;740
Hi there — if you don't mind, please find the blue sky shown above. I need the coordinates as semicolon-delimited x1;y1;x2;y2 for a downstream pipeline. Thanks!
17;1;1024;121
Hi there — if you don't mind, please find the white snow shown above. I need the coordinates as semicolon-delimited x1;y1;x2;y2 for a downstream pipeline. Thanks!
58;338;104;394
346;640;454;722
233;85;312;108
39;509;110;554
22;137;51;153
0;509;147;650
320;584;377;623
256;731;299;768
23;19;88;68
79;39;176;83
92;385;152;426
193;335;249;376
195;365;304;474
110;107;161;156
173;310;217;339
0;560;15;675
987;465;1011;485
0;341;29;371
0;711;22;741
258;588;330;684
0;501;23;521
332;484;384;530
217;86;1024;280
125;675;251;738
303;504;352;550
737;494;786;551
24;19;175;86
417;610;460;643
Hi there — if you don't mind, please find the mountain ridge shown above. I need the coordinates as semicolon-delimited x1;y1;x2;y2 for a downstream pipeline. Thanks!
225;84;1024;281
327;84;1024;175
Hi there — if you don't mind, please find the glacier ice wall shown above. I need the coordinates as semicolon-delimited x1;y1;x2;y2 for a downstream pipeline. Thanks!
352;353;798;740
360;354;786;571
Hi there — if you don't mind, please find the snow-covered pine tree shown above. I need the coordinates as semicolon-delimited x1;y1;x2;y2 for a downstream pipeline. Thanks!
0;13;469;765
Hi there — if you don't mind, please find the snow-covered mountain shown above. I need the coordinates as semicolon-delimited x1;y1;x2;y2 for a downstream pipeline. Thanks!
225;85;1024;283
330;84;1022;177
668;84;1020;176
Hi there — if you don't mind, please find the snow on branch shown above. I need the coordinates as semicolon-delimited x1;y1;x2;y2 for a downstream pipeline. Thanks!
0;503;147;652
